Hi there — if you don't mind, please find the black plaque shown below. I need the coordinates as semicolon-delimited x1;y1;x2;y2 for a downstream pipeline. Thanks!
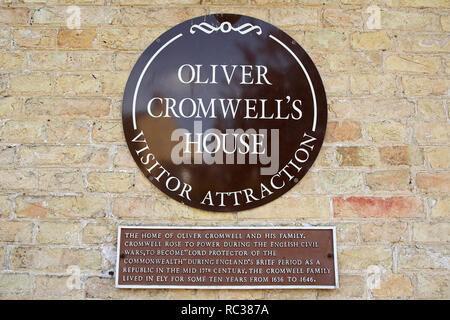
116;226;338;289
122;14;328;212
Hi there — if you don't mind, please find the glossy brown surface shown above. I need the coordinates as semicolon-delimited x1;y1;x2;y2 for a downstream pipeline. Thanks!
116;227;337;288
122;14;327;212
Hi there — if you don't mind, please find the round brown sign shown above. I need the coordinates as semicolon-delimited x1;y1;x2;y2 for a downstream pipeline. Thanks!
122;14;327;212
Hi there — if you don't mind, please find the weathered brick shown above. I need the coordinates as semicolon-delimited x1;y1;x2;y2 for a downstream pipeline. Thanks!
351;32;392;50
318;170;363;193
1;120;45;143
87;171;132;193
100;72;128;95
0;7;30;25
426;148;450;169
430;198;449;219
304;30;347;50
350;74;398;97
209;7;269;21
10;73;53;94
417;100;446;121
113;146;135;168
112;195;146;218
0;146;15;169
0;96;23;118
35;275;83;299
362;221;409;243
37;222;81;245
23;98;110;120
366;170;411;191
366;121;407;143
0;51;25;71
0;27;10;49
33;6;117;26
322;74;349;95
132;171;161;194
46;121;91;144
269;8;318;27
336;146;379;167
55;73;100;95
83;223;116;245
416;274;450;299
57;29;97;49
325;121;362;142
0;221;33;243
98;28;155;50
115;7;206;27
0;274;32;296
338;247;392;270
398;245;448;270
396;34;450;53
402;77;449;96
386;55;441;74
412;222;449;242
336;223;360;244
379;146;423;166
11;247;102;272
381;11;440;31
18;145;109;168
26;51;67;71
27;51;113;72
323;9;362;28
289;172;317;194
386;0;449;8
0;73;8;94
414;122;449;144
327;52;382;73
417;173;450;193
442;15;450;32
13;28;57;48
330;99;414;119
0;247;5;267
334;197;423;218
315;147;336;167
370;274;413;298
38;170;84;192
115;52;139;71
0;196;10;218
0;170;37;191
15;196;107;219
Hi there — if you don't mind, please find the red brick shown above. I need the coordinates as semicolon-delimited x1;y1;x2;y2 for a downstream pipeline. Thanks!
416;173;450;193
334;197;423;218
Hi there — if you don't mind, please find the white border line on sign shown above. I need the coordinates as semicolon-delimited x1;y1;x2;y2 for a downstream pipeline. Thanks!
132;33;183;130
115;226;338;290
269;34;318;132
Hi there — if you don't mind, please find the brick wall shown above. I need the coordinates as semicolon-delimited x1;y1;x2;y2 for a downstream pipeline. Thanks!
0;0;448;299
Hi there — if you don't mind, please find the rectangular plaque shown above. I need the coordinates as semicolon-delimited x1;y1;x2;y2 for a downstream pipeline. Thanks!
115;226;338;289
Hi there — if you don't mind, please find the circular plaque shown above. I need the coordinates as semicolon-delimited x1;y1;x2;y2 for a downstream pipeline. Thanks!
122;14;327;212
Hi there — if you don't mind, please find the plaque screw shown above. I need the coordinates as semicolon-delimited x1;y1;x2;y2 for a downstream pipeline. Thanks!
120;254;125;259
327;253;333;258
